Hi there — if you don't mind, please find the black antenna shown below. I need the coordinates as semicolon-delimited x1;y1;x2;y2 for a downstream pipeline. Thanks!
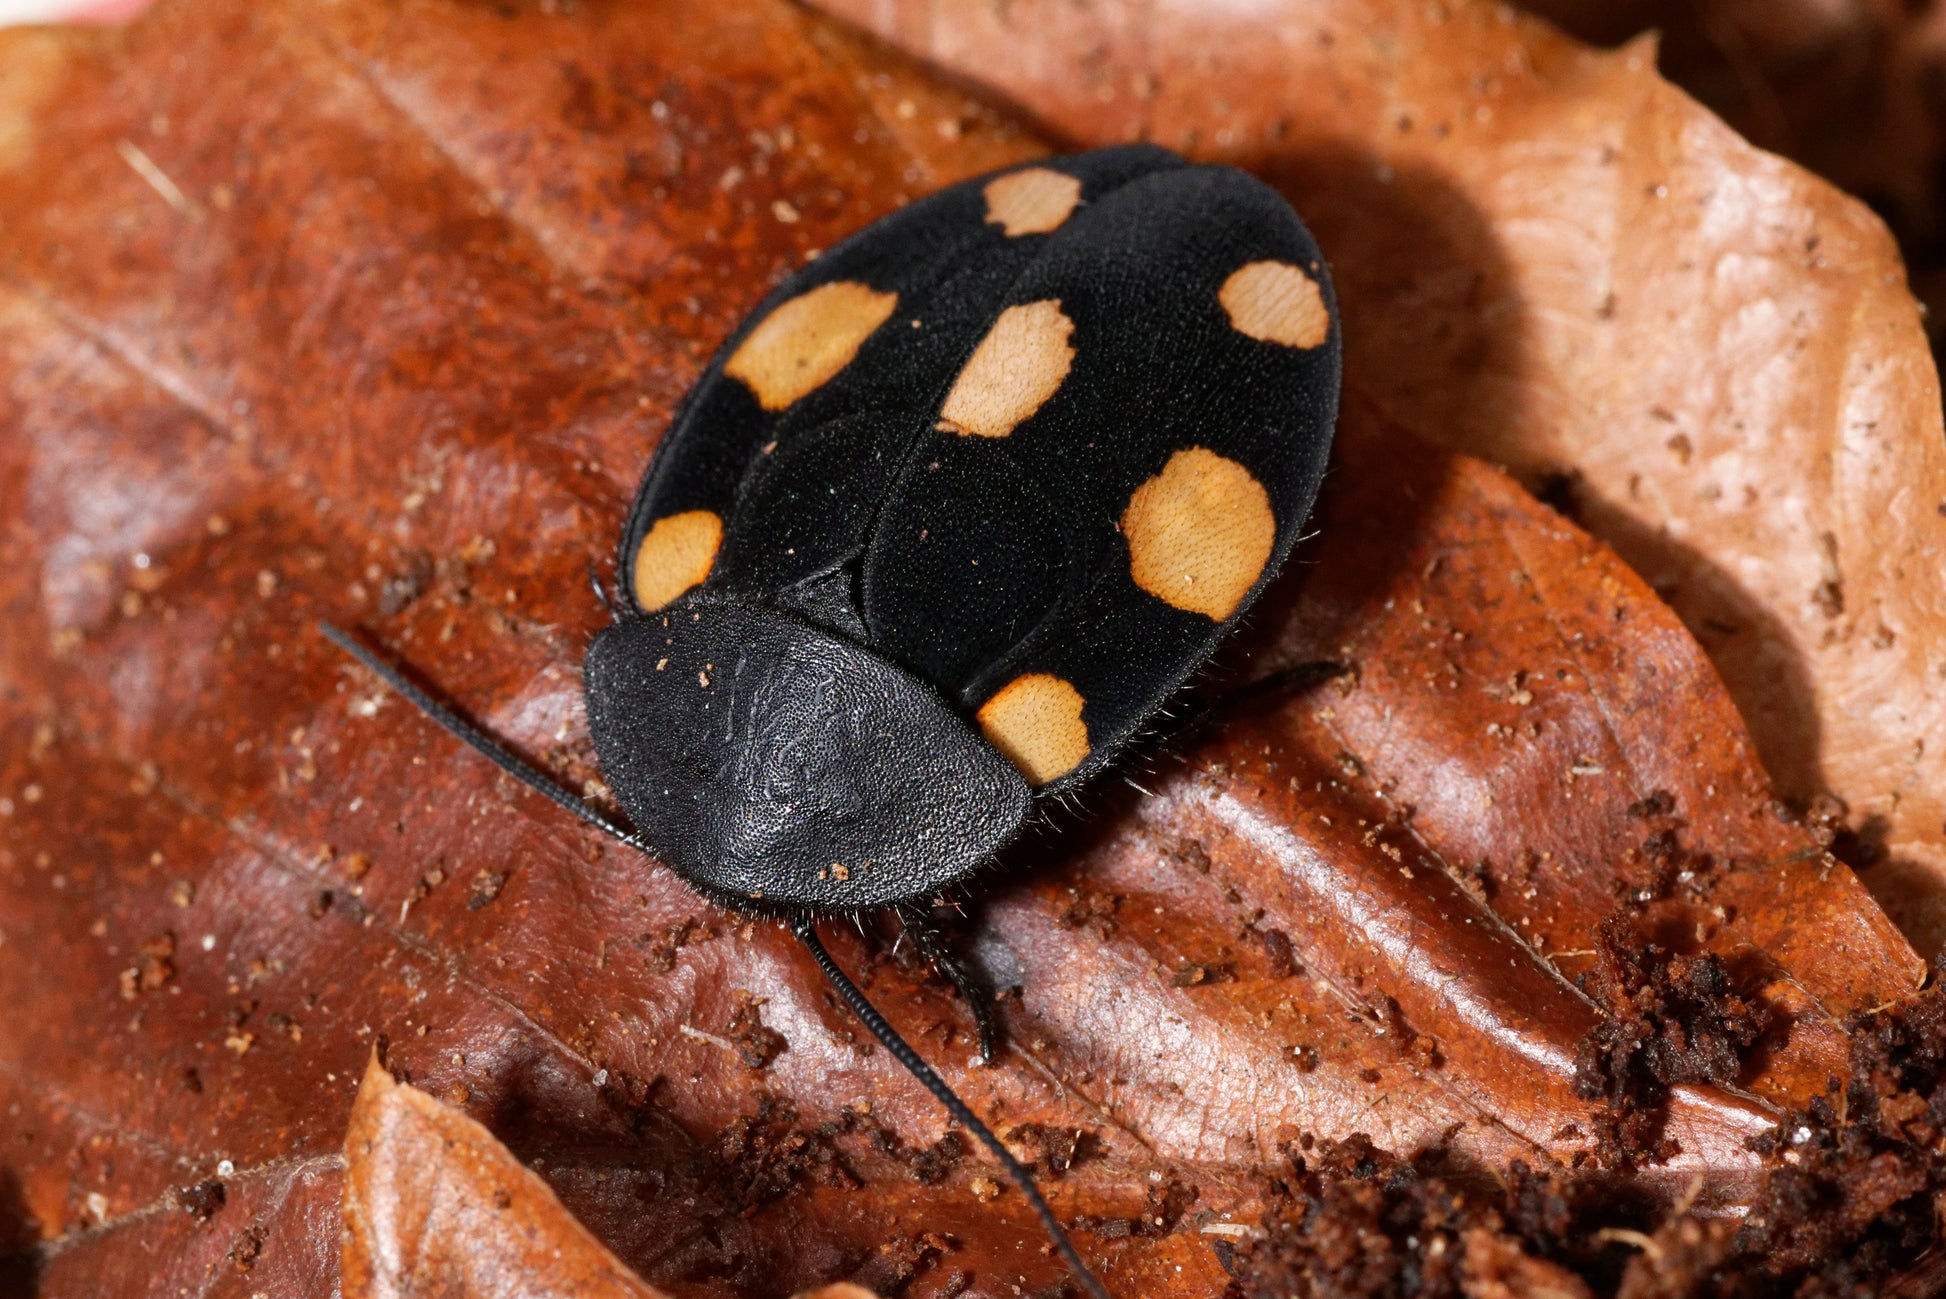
793;919;1111;1299
319;623;1112;1299
319;623;654;855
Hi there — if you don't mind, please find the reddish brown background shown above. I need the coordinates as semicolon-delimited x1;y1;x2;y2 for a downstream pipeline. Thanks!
1;1;1943;1297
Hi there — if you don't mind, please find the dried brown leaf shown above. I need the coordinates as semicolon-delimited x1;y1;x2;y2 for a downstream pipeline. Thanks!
812;0;1946;952
0;2;1934;1298
1516;1;1946;276
343;1054;669;1299
344;1057;893;1299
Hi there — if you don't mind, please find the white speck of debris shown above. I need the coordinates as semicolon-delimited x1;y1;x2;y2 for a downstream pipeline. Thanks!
1199;1223;1264;1240
678;1023;739;1053
591;1069;609;1087
216;1159;235;1176
116;139;200;217
200;934;216;952
85;1192;109;1222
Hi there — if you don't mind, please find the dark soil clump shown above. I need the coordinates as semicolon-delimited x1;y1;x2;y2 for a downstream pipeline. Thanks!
1573;915;1767;1168
1227;983;1946;1298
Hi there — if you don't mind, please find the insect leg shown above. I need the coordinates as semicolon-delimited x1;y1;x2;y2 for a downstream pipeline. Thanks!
318;623;655;856
895;902;999;1066
792;918;1112;1299
586;561;625;618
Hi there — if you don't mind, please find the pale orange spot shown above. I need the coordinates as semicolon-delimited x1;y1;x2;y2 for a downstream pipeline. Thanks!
631;510;722;611
936;300;1075;438
982;167;1083;237
1122;448;1275;621
976;674;1090;786
1219;261;1330;349
724;281;898;410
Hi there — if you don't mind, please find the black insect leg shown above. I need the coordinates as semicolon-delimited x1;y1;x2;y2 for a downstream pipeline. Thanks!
896;901;999;1065
586;561;626;619
793;919;1112;1299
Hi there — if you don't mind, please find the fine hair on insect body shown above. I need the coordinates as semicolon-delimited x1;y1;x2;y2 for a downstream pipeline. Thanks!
323;143;1340;1298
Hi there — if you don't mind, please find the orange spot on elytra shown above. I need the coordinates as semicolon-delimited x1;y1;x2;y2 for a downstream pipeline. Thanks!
936;300;1075;439
1122;448;1275;621
725;281;898;410
1219;261;1330;349
982;167;1082;236
632;510;722;611
977;673;1090;786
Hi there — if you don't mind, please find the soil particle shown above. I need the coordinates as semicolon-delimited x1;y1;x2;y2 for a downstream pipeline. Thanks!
1173;962;1235;987
173;1179;225;1220
1072;1176;1195;1240
1627;790;1677;820
871;1128;966;1185
640;917;704;973
726;990;786;1070
225;1224;264;1272
1572;915;1765;1169
1003;1123;1101;1178
1056;888;1120;938
1261;927;1301;978
467;869;509;909
1228;1139;1621;1299
118;931;176;1000
708;1097;860;1211
846;1231;955;1295
378;550;434;615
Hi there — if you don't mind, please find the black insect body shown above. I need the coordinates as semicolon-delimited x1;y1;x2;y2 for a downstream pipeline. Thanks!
325;144;1340;1299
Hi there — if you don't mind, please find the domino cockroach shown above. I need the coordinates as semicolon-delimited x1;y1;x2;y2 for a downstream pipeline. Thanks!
324;143;1340;1298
